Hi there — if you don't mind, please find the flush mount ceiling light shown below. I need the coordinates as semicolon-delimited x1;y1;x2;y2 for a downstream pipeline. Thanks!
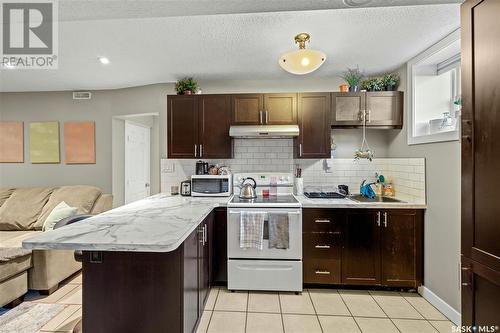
98;57;110;65
342;0;372;7
279;33;326;75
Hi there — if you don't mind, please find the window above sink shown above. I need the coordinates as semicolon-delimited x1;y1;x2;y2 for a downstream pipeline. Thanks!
407;29;461;145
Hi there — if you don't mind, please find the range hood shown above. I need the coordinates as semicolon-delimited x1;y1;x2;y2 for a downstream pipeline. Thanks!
229;125;299;138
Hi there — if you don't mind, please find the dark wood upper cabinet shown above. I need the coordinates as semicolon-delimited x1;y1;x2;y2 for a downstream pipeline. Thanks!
167;96;198;158
168;95;232;159
198;95;232;159
263;93;298;125
231;94;264;125
462;0;500;327
365;92;403;128
380;210;423;288
332;92;403;128
295;93;331;159
342;210;381;286
331;92;365;127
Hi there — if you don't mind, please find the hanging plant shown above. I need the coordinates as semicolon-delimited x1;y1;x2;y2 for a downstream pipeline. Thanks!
175;77;199;95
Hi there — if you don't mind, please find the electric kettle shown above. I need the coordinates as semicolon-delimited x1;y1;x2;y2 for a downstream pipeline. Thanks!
238;177;257;199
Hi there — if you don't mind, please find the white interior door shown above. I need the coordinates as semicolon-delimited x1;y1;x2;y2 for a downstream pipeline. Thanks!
125;121;150;204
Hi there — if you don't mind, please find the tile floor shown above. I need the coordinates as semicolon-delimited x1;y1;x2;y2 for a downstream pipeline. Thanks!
198;288;456;333
0;273;457;333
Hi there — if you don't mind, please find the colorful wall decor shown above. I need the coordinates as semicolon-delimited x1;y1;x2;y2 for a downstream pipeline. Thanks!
64;121;96;164
29;122;60;163
0;121;24;163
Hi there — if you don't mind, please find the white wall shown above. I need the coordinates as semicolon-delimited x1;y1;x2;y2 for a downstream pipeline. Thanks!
388;65;461;313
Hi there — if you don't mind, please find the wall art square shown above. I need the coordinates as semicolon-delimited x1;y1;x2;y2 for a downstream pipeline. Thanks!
0;121;24;163
64;121;96;164
29;122;60;163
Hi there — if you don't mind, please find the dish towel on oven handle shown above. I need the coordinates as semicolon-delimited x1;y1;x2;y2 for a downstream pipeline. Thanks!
268;213;290;249
240;211;266;250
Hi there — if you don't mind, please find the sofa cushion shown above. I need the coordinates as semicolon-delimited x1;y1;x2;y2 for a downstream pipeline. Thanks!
0;231;42;248
90;194;113;214
36;185;102;229
0;188;14;207
0;249;32;283
42;201;78;231
0;188;54;230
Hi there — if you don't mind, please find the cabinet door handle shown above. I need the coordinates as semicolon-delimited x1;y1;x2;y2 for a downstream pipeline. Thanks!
299;144;303;157
383;212;388;228
315;270;331;275
367;109;371;123
358;110;364;121
315;219;331;223
265;111;269;124
377;211;381;227
200;144;203;157
198;226;204;244
203;225;207;245
194;144;197;157
259;111;263;124
315;245;331;249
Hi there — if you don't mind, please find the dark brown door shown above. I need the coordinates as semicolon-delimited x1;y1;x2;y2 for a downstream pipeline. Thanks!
462;0;500;327
198;216;211;312
231;94;264;125
211;208;227;285
263;93;298;125
198;95;232;158
331;92;365;127
342;210;381;285
296;93;331;158
380;210;423;288
183;228;199;333
365;92;403;128
167;96;198;158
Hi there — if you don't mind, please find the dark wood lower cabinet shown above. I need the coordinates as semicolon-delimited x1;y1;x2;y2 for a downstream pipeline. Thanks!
211;208;227;285
304;208;423;289
82;214;212;333
342;210;381;286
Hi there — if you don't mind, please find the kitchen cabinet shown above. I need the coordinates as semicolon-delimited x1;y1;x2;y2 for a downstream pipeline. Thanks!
183;225;199;333
167;95;198;158
302;209;342;284
295;92;331;159
231;93;297;125
331;91;403;128
211;208;227;285
167;95;232;159
303;208;423;288
342;210;381;285
198;212;212;312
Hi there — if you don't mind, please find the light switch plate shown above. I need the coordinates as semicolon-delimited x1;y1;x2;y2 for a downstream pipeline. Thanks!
163;161;175;173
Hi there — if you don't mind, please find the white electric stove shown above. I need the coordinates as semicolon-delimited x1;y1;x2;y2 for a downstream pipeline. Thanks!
227;173;303;292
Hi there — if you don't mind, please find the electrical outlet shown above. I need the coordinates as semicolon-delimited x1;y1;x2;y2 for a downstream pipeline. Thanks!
163;161;175;173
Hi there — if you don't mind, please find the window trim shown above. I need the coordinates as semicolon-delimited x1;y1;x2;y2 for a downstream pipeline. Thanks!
407;29;461;145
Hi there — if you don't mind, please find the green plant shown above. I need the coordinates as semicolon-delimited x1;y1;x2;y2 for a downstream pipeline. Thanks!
175;77;198;94
361;77;384;91
341;66;363;88
382;73;400;90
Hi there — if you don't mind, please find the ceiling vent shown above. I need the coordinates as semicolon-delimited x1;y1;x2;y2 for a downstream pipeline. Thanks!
72;91;92;100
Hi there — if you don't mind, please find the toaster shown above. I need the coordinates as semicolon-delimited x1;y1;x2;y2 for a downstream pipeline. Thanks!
180;180;191;196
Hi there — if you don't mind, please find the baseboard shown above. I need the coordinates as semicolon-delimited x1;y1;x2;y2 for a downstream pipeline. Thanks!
418;286;461;326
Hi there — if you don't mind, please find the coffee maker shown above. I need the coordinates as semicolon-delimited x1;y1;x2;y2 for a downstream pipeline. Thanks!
195;160;208;175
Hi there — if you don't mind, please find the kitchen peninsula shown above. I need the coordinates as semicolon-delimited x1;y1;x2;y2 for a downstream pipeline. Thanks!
23;193;425;333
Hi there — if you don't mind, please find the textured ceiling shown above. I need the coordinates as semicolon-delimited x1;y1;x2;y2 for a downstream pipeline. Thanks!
0;2;461;92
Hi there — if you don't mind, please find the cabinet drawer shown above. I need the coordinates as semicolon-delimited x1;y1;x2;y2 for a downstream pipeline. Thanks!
303;233;341;259
303;209;344;232
303;259;341;284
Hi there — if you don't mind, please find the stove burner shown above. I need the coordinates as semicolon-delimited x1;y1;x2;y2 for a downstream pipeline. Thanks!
304;192;346;199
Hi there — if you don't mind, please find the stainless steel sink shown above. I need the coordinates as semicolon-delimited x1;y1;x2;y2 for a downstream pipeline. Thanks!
349;194;405;203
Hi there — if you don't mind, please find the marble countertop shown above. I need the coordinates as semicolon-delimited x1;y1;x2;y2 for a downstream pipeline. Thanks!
23;193;425;253
296;196;427;209
23;194;228;253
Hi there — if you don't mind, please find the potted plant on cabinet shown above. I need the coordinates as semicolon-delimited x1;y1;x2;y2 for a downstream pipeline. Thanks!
175;77;199;95
361;77;384;92
382;73;400;91
341;67;363;92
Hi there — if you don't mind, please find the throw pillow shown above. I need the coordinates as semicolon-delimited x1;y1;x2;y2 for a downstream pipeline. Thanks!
42;201;78;231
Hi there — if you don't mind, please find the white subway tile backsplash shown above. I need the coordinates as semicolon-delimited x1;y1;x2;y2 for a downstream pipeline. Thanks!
160;138;426;204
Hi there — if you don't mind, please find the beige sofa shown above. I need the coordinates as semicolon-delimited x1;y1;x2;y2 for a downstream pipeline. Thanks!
0;186;112;307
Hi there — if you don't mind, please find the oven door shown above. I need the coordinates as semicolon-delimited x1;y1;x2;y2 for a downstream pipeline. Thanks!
227;208;302;260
